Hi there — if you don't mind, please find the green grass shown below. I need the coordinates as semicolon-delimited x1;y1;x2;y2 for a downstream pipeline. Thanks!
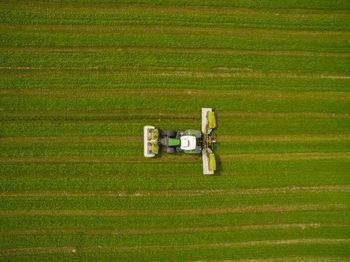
0;0;349;261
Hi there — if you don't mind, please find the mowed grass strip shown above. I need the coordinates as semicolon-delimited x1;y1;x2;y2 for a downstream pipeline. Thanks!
2;209;349;232
1;88;349;101
1;223;348;236
2;185;349;198
1;71;348;91
0;204;348;218
1;51;349;75
1;239;350;255
0;134;349;145
1;1;349;31
0;152;349;164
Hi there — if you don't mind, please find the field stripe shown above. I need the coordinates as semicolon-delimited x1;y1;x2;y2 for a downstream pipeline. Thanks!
0;223;348;236
1;25;349;40
220;152;350;161
1;111;349;120
3;2;349;17
1;239;349;255
0;135;349;145
1;47;348;58
1;67;349;79
219;135;350;142
0;152;348;164
1;185;349;198
1;88;349;100
0;136;141;144
0;204;347;218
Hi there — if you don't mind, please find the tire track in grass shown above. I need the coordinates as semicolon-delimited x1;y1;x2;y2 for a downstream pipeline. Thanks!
1;239;350;255
0;204;348;218
1;223;348;236
1;185;349;198
1;152;348;164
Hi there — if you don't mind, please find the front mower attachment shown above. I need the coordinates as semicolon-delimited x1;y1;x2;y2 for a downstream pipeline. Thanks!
201;108;217;175
144;125;158;157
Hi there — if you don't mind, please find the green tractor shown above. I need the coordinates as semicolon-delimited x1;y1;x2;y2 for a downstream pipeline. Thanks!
144;108;217;175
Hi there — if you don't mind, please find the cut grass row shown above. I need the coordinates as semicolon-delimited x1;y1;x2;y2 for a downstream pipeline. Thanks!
2;244;349;262
1;159;348;177
3;0;350;10
0;140;349;157
0;134;349;144
1;51;349;75
1;96;349;114
2;32;349;53
1;71;348;91
1;2;349;31
1;209;349;232
1;119;349;136
0;191;349;211
1;226;349;250
1;161;349;191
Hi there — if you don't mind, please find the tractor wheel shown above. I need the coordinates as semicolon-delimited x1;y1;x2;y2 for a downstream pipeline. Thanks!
165;130;177;138
166;147;176;153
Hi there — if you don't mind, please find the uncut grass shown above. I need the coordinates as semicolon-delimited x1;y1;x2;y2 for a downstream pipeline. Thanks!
1;227;349;250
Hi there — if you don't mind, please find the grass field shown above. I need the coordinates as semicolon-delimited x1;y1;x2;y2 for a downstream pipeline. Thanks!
0;0;350;261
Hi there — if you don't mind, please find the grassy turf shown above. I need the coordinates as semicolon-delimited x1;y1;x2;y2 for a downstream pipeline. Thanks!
0;0;349;260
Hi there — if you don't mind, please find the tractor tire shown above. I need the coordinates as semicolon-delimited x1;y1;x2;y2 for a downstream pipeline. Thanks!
165;130;177;138
166;147;176;153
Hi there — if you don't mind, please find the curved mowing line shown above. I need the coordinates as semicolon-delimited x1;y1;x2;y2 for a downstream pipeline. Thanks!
0;204;347;218
1;47;349;58
1;152;348;164
1;223;348;236
1;88;349;101
1;185;349;198
1;239;350;255
1;66;349;79
0;135;349;145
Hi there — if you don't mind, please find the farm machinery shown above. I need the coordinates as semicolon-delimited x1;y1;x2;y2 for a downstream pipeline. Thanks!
144;108;217;175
